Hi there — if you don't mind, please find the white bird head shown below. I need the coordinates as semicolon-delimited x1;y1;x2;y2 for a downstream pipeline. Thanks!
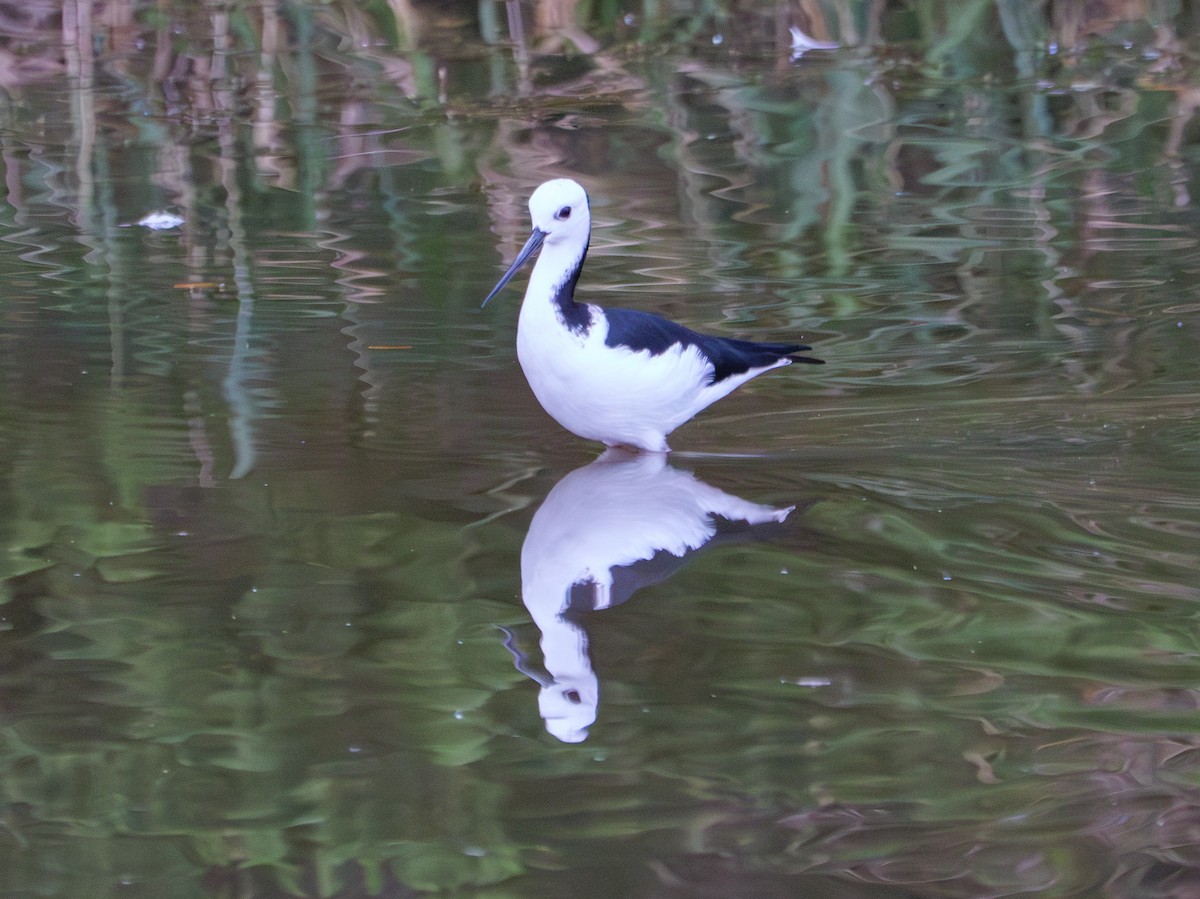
527;178;590;246
482;178;591;306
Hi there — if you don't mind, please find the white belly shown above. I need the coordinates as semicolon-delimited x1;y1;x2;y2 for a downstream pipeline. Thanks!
516;303;767;452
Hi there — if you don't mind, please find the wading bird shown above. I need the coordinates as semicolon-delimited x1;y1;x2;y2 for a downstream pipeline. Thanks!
483;179;822;452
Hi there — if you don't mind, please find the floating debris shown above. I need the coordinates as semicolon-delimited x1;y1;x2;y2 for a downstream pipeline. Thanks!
790;25;839;58
131;210;185;230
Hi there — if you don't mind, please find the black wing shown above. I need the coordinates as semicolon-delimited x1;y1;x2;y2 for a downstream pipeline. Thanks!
601;305;823;383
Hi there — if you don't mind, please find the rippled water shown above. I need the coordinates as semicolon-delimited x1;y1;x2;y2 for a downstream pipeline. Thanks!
2;3;1200;897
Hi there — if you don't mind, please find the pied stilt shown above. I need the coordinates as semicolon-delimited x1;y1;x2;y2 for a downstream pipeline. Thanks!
483;178;823;452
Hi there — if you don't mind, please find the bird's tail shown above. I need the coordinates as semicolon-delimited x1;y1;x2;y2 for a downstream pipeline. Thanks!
788;348;824;365
749;340;824;366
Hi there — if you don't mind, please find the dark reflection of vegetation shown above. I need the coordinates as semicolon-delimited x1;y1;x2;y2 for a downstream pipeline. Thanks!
1;1;1200;896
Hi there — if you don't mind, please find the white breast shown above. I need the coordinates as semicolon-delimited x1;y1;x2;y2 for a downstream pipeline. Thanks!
517;302;718;452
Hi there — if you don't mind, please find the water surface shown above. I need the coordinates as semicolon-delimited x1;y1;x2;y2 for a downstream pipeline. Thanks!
2;3;1200;897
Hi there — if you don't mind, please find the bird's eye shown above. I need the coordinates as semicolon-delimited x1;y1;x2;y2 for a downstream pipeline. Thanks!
555;206;572;221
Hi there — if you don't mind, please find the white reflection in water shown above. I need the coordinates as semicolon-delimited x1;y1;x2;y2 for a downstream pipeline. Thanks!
513;449;792;743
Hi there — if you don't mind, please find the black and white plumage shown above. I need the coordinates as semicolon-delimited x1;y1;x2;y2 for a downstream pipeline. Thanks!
519;449;794;742
483;179;823;453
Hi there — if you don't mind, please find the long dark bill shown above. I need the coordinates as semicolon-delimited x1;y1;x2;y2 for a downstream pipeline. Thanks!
481;227;547;307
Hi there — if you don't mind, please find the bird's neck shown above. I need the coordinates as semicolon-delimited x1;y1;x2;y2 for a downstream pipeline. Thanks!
526;238;591;334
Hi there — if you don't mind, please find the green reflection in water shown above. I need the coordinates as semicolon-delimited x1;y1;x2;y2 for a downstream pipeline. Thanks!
0;2;1199;897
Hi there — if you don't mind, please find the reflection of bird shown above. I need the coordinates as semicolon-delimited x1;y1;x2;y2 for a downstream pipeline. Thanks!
483;179;823;453
514;449;794;743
